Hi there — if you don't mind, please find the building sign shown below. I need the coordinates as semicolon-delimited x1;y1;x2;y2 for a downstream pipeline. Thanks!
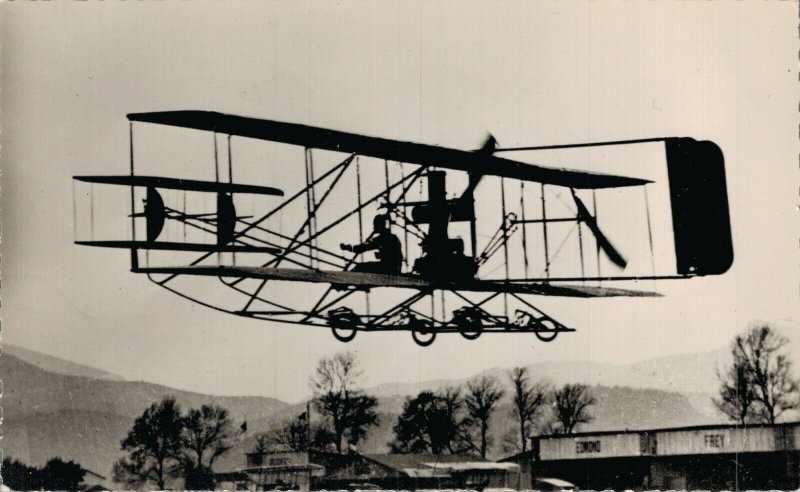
704;434;724;448
540;434;641;460
576;441;601;454
247;451;309;469
657;427;780;456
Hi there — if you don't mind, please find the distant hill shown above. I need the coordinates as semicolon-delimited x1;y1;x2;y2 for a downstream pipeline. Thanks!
2;345;732;485
1;352;291;484
3;344;125;381
368;348;730;397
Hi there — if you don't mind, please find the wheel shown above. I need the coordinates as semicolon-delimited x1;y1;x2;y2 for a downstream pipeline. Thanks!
412;327;436;347
534;318;559;342
459;327;482;340
453;307;483;340
458;320;482;340
331;325;358;343
327;307;360;343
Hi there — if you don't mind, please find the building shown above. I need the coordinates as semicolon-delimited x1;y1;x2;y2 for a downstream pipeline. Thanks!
500;421;800;490
215;440;520;491
312;452;519;490
214;445;325;492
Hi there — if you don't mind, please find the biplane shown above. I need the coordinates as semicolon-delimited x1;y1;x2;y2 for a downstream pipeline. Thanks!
73;111;733;346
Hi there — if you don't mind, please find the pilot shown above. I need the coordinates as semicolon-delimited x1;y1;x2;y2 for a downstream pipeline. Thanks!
340;214;403;275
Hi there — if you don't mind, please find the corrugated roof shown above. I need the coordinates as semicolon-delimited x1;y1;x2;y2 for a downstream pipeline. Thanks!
537;420;800;440
401;468;451;478
423;462;520;472
363;453;483;471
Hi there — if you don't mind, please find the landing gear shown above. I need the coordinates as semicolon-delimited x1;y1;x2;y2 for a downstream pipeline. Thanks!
533;318;559;342
513;309;564;343
327;307;360;342
452;306;483;340
406;313;436;347
321;296;574;345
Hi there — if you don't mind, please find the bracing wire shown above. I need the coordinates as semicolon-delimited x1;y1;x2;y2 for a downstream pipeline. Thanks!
384;159;390;196
72;180;78;242
213;133;220;182
400;163;409;268
227;135;233;183
355;157;365;246
355;157;368;316
644;185;656;276
539;224;578;278
540;184;549;279
226;136;235;265
90;183;95;241
213;133;220;264
307;148;318;268
519;181;529;279
500;177;510;317
592;190;601;281
183;190;187;242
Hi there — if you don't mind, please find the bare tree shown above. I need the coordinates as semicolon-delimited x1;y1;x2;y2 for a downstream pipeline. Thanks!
549;384;596;434
113;397;184;490
390;389;464;455
255;411;330;453
438;385;475;455
508;367;549;453
310;351;379;453
463;375;505;458
714;362;757;424
181;404;238;489
716;324;799;424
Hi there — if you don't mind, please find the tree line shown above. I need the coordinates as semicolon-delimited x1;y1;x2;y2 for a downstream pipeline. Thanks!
2;457;88;491
113;323;798;489
256;351;597;460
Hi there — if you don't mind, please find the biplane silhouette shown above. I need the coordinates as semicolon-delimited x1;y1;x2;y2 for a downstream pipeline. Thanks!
74;111;733;346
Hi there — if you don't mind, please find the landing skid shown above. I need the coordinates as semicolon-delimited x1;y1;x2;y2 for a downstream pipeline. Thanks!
323;307;576;347
275;288;576;346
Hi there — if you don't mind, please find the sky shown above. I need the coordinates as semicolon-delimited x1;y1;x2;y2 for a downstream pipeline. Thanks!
2;2;798;404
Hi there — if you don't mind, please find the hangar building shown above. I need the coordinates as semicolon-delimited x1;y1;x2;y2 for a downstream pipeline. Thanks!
500;421;800;490
215;443;519;491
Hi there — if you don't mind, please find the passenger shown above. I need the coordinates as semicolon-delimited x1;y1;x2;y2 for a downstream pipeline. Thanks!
340;215;403;275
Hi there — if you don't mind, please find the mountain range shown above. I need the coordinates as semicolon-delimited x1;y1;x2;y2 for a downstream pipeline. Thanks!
2;344;731;488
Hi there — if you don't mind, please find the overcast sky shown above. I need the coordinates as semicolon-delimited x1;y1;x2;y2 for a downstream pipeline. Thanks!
2;2;798;403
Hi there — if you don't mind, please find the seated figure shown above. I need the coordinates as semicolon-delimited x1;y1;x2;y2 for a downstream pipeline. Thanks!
340;215;403;275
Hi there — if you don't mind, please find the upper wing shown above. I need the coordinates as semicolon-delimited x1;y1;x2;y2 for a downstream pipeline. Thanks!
128;111;650;189
137;266;661;298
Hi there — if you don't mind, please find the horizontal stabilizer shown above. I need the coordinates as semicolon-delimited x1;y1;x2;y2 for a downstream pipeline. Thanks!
74;175;284;196
76;240;282;254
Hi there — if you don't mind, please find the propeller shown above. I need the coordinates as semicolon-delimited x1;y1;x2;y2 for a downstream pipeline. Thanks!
458;133;497;200
477;133;497;154
569;189;628;269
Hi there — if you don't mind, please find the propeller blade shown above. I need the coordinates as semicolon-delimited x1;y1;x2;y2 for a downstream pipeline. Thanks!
458;133;496;201
477;133;497;154
570;190;628;269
